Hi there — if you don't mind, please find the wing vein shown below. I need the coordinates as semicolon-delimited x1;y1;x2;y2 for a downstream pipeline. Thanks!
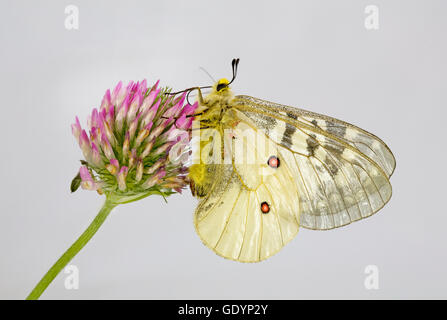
313;155;351;223
255;192;263;261
214;190;242;249
198;171;235;222
293;155;316;227
264;181;285;246
276;149;301;226
237;191;250;260
350;162;373;213
324;151;362;217
308;157;336;227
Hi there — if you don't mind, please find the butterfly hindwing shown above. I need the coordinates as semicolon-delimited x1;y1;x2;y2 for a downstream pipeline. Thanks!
193;121;300;262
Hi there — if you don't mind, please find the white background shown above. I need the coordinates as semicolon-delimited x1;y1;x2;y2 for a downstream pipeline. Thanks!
0;0;445;299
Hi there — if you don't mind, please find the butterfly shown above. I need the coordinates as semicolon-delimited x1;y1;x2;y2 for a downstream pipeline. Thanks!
184;59;395;262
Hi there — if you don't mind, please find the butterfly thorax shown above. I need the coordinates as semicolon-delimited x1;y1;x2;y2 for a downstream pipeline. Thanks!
196;78;236;130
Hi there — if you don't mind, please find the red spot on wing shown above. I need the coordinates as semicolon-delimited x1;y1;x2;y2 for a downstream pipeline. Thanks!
267;156;280;168
260;201;270;214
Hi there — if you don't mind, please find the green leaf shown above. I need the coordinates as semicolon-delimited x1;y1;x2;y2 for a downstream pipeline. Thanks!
70;172;81;193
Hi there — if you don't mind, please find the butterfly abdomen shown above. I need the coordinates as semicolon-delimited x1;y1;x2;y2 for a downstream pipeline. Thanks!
188;164;209;197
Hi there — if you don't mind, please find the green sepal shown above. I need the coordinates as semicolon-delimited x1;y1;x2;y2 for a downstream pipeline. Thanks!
70;172;81;193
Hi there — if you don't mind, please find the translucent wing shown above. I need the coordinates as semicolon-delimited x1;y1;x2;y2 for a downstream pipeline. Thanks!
232;95;395;230
193;122;300;262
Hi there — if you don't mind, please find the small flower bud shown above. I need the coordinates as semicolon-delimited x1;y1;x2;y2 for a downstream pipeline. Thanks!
142;170;166;189
117;166;128;191
135;159;143;182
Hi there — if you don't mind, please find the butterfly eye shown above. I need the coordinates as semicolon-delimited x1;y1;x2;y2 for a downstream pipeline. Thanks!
267;156;280;168
260;201;270;214
216;83;227;92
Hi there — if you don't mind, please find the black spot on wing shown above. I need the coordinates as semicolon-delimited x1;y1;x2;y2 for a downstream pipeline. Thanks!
286;112;298;120
326;120;346;137
279;112;299;148
306;134;319;156
323;141;345;156
325;155;339;175
281;123;296;148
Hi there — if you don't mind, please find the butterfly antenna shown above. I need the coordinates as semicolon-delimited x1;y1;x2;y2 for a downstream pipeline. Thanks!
228;58;240;85
166;87;195;96
199;66;216;83
167;59;238;96
186;88;194;105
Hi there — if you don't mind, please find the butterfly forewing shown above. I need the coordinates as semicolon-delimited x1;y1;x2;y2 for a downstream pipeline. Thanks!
232;95;394;230
234;95;396;177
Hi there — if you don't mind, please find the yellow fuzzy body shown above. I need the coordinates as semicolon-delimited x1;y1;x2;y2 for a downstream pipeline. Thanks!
188;79;237;197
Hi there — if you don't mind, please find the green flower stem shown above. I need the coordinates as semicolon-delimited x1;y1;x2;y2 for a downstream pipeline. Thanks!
26;197;117;300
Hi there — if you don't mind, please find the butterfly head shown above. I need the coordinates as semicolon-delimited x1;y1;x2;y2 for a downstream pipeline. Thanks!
214;78;230;92
214;78;231;93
